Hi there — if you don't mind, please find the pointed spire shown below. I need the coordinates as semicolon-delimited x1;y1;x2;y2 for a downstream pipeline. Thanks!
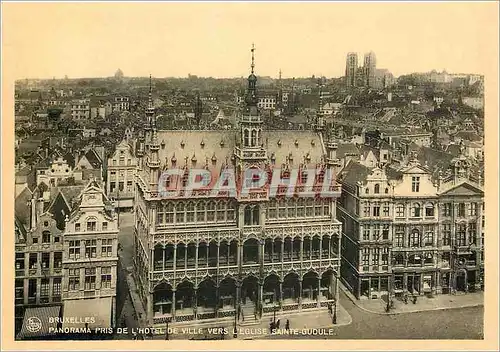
251;43;256;74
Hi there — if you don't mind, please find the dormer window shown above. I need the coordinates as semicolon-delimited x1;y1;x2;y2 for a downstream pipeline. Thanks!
191;154;197;163
294;140;299;147
211;154;217;164
374;184;380;194
277;140;282;147
311;140;315;146
180;141;185;148
220;140;225;147
200;140;205;148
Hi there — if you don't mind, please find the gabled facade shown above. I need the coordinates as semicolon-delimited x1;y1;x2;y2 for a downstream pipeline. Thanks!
106;139;137;210
62;180;119;329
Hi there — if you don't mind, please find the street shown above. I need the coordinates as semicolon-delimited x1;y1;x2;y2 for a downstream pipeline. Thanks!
263;290;483;340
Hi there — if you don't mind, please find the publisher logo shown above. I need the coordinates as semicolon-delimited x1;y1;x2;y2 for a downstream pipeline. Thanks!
26;317;42;333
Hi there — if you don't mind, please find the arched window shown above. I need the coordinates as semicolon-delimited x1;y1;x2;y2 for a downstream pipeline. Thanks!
186;202;195;222
165;203;174;223
244;205;260;225
410;229;420;247
385;187;389;194
251;130;257;147
412;203;421;218
244;129;250;147
252;205;260;225
86;218;97;231
365;188;369;194
206;202;215;222
374;184;380;194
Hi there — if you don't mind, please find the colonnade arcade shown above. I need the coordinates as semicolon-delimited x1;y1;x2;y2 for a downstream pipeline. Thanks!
151;234;340;271
151;269;337;322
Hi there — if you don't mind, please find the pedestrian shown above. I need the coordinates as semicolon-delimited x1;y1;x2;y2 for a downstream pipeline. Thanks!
276;319;280;329
285;319;290;331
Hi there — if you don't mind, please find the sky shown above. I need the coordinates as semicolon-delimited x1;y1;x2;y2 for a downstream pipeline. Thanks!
2;2;498;80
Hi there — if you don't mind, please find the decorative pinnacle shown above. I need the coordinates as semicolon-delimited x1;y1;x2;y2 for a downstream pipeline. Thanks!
148;74;154;110
251;43;255;74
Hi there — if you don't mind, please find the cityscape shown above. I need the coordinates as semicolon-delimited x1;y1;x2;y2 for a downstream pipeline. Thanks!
12;44;486;341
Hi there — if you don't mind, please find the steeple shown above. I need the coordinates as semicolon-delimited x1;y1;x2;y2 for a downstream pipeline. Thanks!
146;76;160;192
245;44;258;108
147;74;155;129
238;44;265;153
316;77;324;131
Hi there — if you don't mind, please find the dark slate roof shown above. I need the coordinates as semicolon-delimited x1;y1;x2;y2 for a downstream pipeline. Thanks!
385;166;404;180
62;152;75;168
47;192;71;230
445;144;461;157
339;160;372;186
84;149;102;169
454;131;481;142
417;147;455;172
336;143;361;159
15;187;33;227
16;166;32;177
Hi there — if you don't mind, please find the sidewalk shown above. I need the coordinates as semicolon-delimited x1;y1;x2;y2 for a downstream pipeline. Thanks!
340;282;484;315
165;304;352;340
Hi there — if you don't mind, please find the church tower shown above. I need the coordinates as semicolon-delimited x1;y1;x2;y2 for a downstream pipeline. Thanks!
235;44;267;169
146;75;161;192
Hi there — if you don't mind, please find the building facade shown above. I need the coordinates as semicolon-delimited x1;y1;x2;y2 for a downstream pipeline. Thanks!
133;50;343;327
71;99;90;120
338;152;483;300
107;139;137;211
61;180;119;329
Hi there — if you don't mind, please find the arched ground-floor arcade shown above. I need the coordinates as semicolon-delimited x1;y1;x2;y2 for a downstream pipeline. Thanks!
148;269;340;324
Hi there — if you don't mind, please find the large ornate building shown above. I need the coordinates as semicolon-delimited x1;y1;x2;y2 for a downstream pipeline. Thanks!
133;49;343;326
337;149;484;300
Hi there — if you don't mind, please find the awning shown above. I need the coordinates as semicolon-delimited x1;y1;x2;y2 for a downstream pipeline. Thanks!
17;305;61;339
63;297;112;329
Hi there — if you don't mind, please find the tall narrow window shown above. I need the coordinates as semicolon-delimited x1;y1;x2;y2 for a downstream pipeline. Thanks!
411;176;420;192
374;184;380;194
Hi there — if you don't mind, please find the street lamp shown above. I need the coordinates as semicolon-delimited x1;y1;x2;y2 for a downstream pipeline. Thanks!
233;311;238;338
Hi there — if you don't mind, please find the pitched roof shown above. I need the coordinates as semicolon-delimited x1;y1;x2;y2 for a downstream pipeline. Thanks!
83;149;102;169
15;187;33;227
336;143;361;159
339;160;372;186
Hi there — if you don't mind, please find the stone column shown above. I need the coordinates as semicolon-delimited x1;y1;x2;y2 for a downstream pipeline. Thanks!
195;244;199;272
193;288;198;318
184;245;187;271
217;242;220;271
172;289;176;321
237;241;241;268
173;244;177;273
317;277;321;307
147;292;153;326
298;279;303;307
281;239;285;263
279;280;283;310
162;246;166;272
